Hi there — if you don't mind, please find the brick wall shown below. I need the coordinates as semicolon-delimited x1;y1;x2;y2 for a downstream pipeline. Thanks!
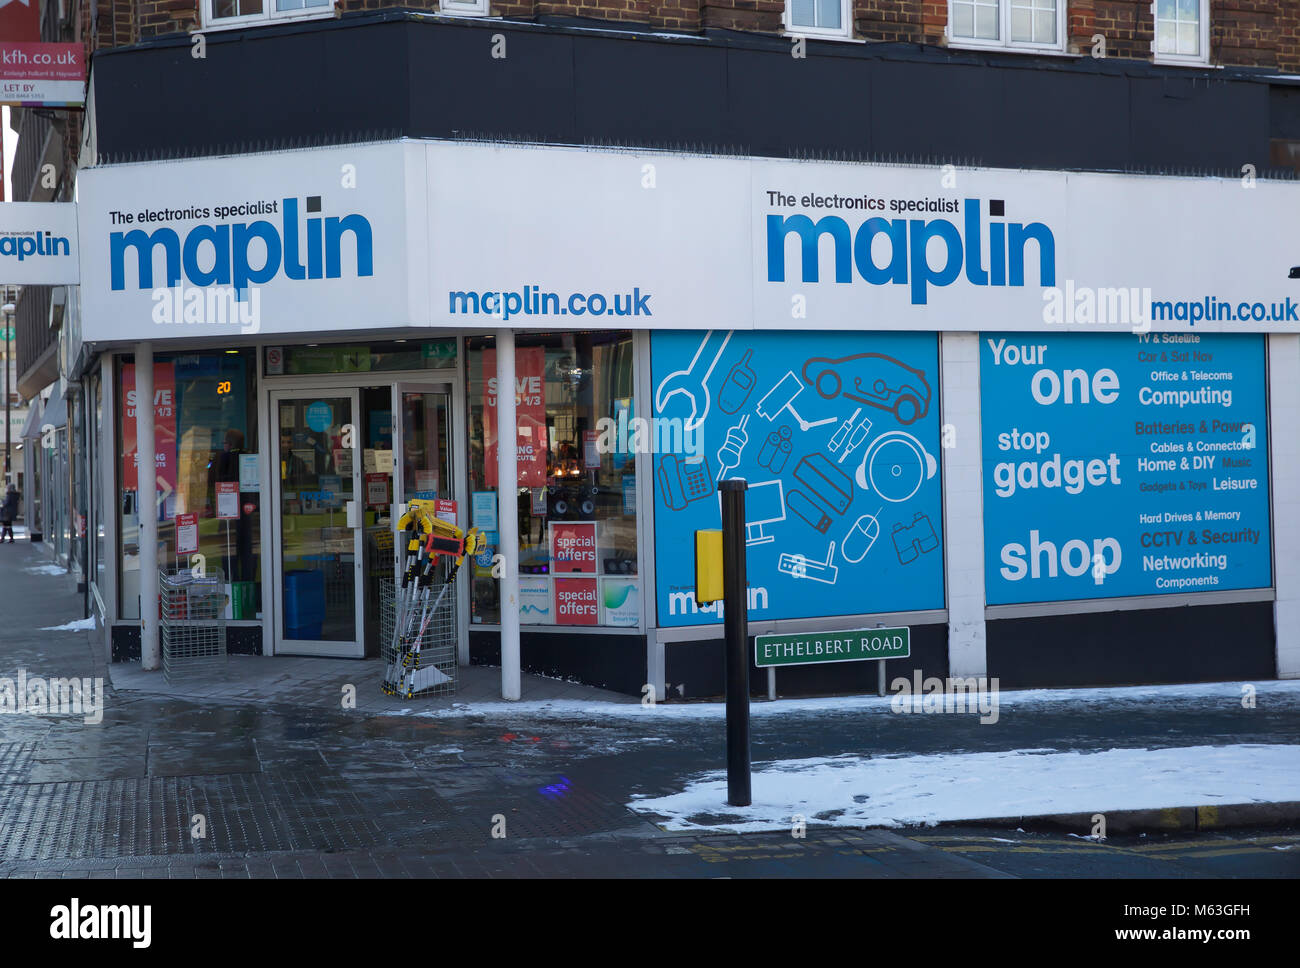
81;0;1300;74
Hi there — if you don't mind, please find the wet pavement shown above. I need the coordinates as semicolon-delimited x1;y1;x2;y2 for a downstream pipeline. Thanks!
2;533;1298;878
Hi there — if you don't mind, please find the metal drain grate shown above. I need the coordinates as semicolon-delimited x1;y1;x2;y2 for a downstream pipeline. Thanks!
0;742;37;782
0;772;388;861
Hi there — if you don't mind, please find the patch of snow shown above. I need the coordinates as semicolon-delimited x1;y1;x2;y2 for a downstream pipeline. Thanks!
435;746;463;754
403;679;1300;721
25;564;67;576
40;617;96;632
625;744;1300;832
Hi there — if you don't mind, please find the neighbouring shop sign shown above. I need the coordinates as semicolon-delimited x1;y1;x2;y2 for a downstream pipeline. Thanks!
483;346;547;487
0;42;84;108
652;329;944;627
0;202;80;284
755;627;911;668
0;1;84;109
981;332;1271;604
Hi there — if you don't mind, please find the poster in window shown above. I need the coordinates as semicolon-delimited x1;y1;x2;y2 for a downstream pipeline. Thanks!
216;482;240;520
175;512;199;556
121;362;177;492
483;347;547;487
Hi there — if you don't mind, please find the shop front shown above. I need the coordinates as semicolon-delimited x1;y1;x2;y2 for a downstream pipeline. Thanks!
69;138;1300;696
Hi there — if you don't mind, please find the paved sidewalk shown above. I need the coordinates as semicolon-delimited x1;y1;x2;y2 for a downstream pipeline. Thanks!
2;534;1298;878
111;655;637;713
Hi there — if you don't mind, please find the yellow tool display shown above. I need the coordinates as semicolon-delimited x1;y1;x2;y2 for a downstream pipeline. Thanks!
383;500;482;698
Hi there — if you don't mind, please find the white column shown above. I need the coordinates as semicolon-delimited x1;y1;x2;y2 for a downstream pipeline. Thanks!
941;332;987;678
136;342;160;672
496;330;521;700
1269;334;1300;678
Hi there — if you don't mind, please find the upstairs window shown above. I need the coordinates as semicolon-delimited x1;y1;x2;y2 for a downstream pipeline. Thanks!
205;0;333;29
948;0;1065;51
785;0;853;39
439;0;491;15
1153;0;1209;64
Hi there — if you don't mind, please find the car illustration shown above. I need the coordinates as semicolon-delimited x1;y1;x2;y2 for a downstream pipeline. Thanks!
801;353;931;425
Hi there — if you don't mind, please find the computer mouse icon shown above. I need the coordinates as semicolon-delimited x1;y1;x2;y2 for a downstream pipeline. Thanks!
841;510;881;563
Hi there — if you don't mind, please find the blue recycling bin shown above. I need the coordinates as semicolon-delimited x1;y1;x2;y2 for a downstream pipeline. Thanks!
284;568;325;639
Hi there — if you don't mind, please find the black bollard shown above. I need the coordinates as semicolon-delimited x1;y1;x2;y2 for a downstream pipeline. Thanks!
720;479;751;807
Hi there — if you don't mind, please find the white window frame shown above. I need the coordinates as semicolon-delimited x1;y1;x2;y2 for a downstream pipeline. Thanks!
439;0;491;16
201;0;336;31
784;0;854;40
1151;0;1210;66
946;0;1066;53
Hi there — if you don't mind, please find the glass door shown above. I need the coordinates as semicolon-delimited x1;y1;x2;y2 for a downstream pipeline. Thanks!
396;385;453;509
391;383;456;582
271;390;364;657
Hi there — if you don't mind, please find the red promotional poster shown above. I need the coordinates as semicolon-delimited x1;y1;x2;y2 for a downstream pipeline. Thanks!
549;520;597;575
122;362;178;493
483;347;547;487
554;578;598;626
175;513;199;556
215;482;240;520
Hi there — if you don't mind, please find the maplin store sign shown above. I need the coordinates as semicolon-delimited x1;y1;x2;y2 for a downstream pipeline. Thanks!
10;140;1300;338
0;201;79;285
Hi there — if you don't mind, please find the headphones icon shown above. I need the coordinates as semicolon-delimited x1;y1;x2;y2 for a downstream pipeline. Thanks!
854;431;938;503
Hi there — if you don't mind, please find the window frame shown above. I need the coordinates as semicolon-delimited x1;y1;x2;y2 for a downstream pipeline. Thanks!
201;0;336;32
1151;0;1211;66
784;0;855;41
946;0;1067;53
438;0;492;17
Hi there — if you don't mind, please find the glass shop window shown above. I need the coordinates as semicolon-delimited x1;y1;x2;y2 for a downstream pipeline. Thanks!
117;350;261;621
466;332;640;629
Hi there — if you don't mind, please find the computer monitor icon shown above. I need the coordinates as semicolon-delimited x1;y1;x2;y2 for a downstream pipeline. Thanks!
739;479;786;546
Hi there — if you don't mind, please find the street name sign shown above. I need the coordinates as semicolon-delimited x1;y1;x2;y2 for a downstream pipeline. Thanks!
755;627;910;668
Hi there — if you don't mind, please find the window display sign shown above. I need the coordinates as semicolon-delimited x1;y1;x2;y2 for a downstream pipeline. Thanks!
555;577;598;625
122;362;177;493
550;521;597;575
364;472;389;508
652;330;944;627
238;453;260;492
175;513;199;556
483;346;547;487
602;578;640;627
519;577;553;624
981;333;1271;604
216;482;240;520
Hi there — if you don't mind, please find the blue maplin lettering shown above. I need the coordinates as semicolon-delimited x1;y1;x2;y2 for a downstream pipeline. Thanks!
110;196;374;293
0;232;71;261
766;198;1055;304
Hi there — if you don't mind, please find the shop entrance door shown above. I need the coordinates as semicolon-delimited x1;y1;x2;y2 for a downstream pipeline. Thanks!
394;385;453;509
271;390;365;658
